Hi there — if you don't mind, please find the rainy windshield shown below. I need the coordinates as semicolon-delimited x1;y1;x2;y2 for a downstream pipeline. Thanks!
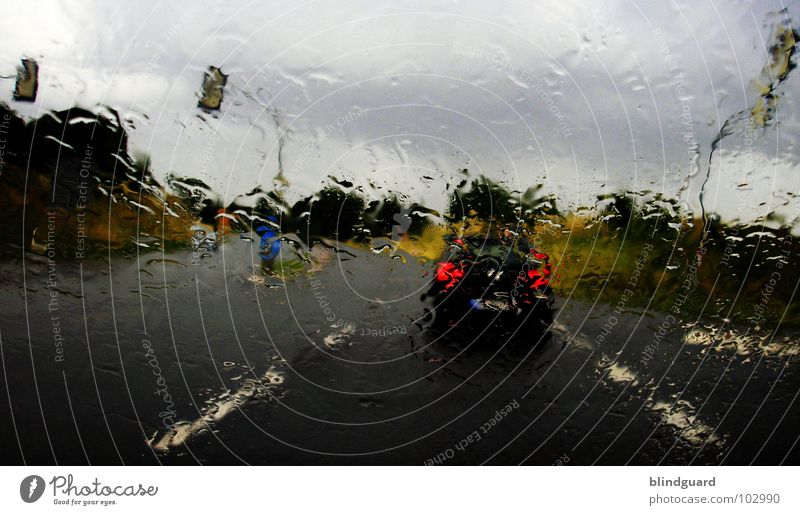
0;0;799;466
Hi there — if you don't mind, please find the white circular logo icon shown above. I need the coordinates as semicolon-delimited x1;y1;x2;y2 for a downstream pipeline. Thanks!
20;475;45;503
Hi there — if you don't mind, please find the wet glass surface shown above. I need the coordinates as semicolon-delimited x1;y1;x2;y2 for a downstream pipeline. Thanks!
0;0;799;465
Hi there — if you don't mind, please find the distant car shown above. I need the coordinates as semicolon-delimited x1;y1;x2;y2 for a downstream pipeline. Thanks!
427;230;554;334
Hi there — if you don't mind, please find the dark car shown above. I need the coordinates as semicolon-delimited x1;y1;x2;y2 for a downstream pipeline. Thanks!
427;228;554;336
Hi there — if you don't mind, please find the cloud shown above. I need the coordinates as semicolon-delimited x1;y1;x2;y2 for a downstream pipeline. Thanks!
0;0;797;222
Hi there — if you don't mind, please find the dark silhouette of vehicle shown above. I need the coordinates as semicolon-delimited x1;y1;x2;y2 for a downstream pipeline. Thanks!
427;228;554;336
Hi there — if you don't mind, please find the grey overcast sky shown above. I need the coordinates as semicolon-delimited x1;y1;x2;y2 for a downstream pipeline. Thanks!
1;0;798;224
